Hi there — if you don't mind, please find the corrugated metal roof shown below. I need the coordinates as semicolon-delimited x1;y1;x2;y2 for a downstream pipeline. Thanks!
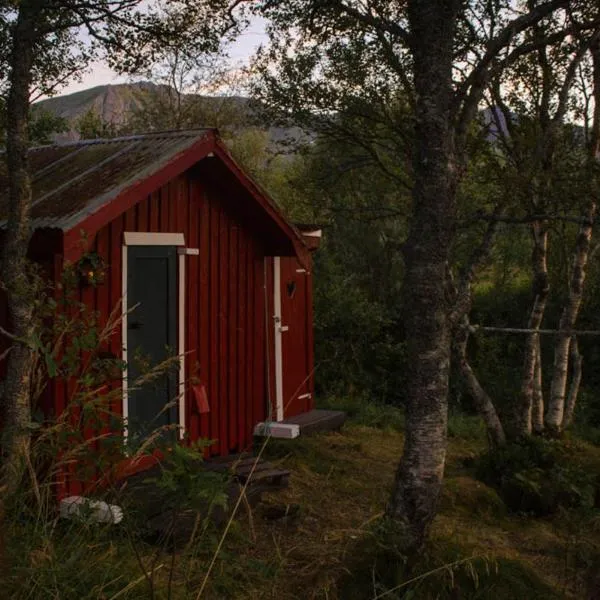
0;130;212;230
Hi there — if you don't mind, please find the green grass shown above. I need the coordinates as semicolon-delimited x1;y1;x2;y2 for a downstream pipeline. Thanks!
318;394;406;431
4;402;600;599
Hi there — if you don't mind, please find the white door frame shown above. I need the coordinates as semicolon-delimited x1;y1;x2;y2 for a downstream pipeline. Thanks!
273;257;285;422
122;232;186;439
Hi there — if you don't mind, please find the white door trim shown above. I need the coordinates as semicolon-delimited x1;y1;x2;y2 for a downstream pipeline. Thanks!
273;257;284;422
123;232;185;246
122;232;186;440
177;250;185;435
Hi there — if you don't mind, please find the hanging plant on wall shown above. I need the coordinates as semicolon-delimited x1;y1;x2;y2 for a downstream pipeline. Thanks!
77;251;106;287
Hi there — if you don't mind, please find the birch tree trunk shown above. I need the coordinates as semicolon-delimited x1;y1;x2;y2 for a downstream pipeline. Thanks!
563;337;582;428
531;339;545;433
546;207;596;434
517;221;549;437
453;318;506;447
387;0;460;553
0;2;37;496
559;40;600;431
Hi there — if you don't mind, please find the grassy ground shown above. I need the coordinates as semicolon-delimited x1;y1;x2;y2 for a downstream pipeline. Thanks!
4;408;600;599
196;412;600;599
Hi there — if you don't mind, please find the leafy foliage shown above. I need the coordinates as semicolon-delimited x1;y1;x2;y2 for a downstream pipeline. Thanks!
0;104;68;146
476;436;600;515
75;107;120;140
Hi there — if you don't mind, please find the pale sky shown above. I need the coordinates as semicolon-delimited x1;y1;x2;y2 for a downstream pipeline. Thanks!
61;17;268;96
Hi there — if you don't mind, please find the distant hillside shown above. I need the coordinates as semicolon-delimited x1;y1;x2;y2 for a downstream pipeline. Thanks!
33;82;311;148
35;82;153;128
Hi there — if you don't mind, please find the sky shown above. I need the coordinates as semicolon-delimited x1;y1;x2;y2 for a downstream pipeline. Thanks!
60;17;268;96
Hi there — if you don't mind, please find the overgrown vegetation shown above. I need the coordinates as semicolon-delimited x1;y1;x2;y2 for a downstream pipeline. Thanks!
476;436;600;516
0;268;599;598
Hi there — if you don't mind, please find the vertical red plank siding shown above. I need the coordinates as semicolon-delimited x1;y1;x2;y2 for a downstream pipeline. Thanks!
218;205;229;454
199;183;211;442
209;195;220;450
124;203;136;232
228;224;238;451
177;176;188;232
245;238;255;436
305;256;316;411
254;255;266;427
168;181;178;231
149;191;160;232
237;231;247;450
137;196;149;232
94;227;111;449
187;178;200;443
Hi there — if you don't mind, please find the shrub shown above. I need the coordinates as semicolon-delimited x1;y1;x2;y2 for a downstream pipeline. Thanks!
475;436;598;515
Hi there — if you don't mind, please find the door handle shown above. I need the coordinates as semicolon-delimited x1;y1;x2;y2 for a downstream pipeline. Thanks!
278;325;289;332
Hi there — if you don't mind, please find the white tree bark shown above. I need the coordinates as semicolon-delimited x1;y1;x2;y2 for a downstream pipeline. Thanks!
518;221;549;436
563;337;582;428
454;317;506;446
531;338;544;433
546;206;596;433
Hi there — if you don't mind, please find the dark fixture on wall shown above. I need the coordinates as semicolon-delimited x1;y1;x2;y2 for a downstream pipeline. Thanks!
77;251;107;287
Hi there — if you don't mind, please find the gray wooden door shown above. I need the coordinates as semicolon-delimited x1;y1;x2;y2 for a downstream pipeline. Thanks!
126;246;178;441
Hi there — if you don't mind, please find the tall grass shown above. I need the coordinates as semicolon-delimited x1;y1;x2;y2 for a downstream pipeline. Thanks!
0;265;233;599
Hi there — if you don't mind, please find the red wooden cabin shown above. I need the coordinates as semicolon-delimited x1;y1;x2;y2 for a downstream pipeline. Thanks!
0;129;323;496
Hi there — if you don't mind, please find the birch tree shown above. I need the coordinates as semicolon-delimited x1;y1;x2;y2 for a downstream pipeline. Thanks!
460;18;600;440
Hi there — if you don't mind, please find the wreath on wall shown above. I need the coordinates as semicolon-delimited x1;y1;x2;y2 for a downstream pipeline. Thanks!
77;251;107;287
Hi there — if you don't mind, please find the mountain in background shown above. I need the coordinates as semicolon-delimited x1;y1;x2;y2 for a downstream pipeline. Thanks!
33;81;310;148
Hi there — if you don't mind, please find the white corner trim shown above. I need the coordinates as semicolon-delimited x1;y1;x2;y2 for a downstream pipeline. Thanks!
124;232;185;246
122;244;129;437
178;251;186;438
273;257;284;422
302;229;322;238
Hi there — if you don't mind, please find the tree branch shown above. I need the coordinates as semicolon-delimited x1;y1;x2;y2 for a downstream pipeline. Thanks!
454;1;570;139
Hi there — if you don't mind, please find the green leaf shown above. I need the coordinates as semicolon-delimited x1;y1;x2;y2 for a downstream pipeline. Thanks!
45;352;58;377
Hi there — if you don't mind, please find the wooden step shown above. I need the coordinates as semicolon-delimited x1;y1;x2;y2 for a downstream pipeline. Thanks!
280;409;347;435
204;455;290;488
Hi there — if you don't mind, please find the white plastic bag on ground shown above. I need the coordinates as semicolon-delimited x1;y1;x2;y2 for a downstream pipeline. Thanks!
59;496;124;524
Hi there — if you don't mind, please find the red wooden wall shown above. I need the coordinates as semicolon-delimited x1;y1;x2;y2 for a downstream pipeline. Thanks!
280;255;315;418
51;168;269;478
265;255;316;421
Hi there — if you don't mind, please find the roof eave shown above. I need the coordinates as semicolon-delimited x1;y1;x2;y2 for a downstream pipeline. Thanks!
62;131;217;261
212;138;310;267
